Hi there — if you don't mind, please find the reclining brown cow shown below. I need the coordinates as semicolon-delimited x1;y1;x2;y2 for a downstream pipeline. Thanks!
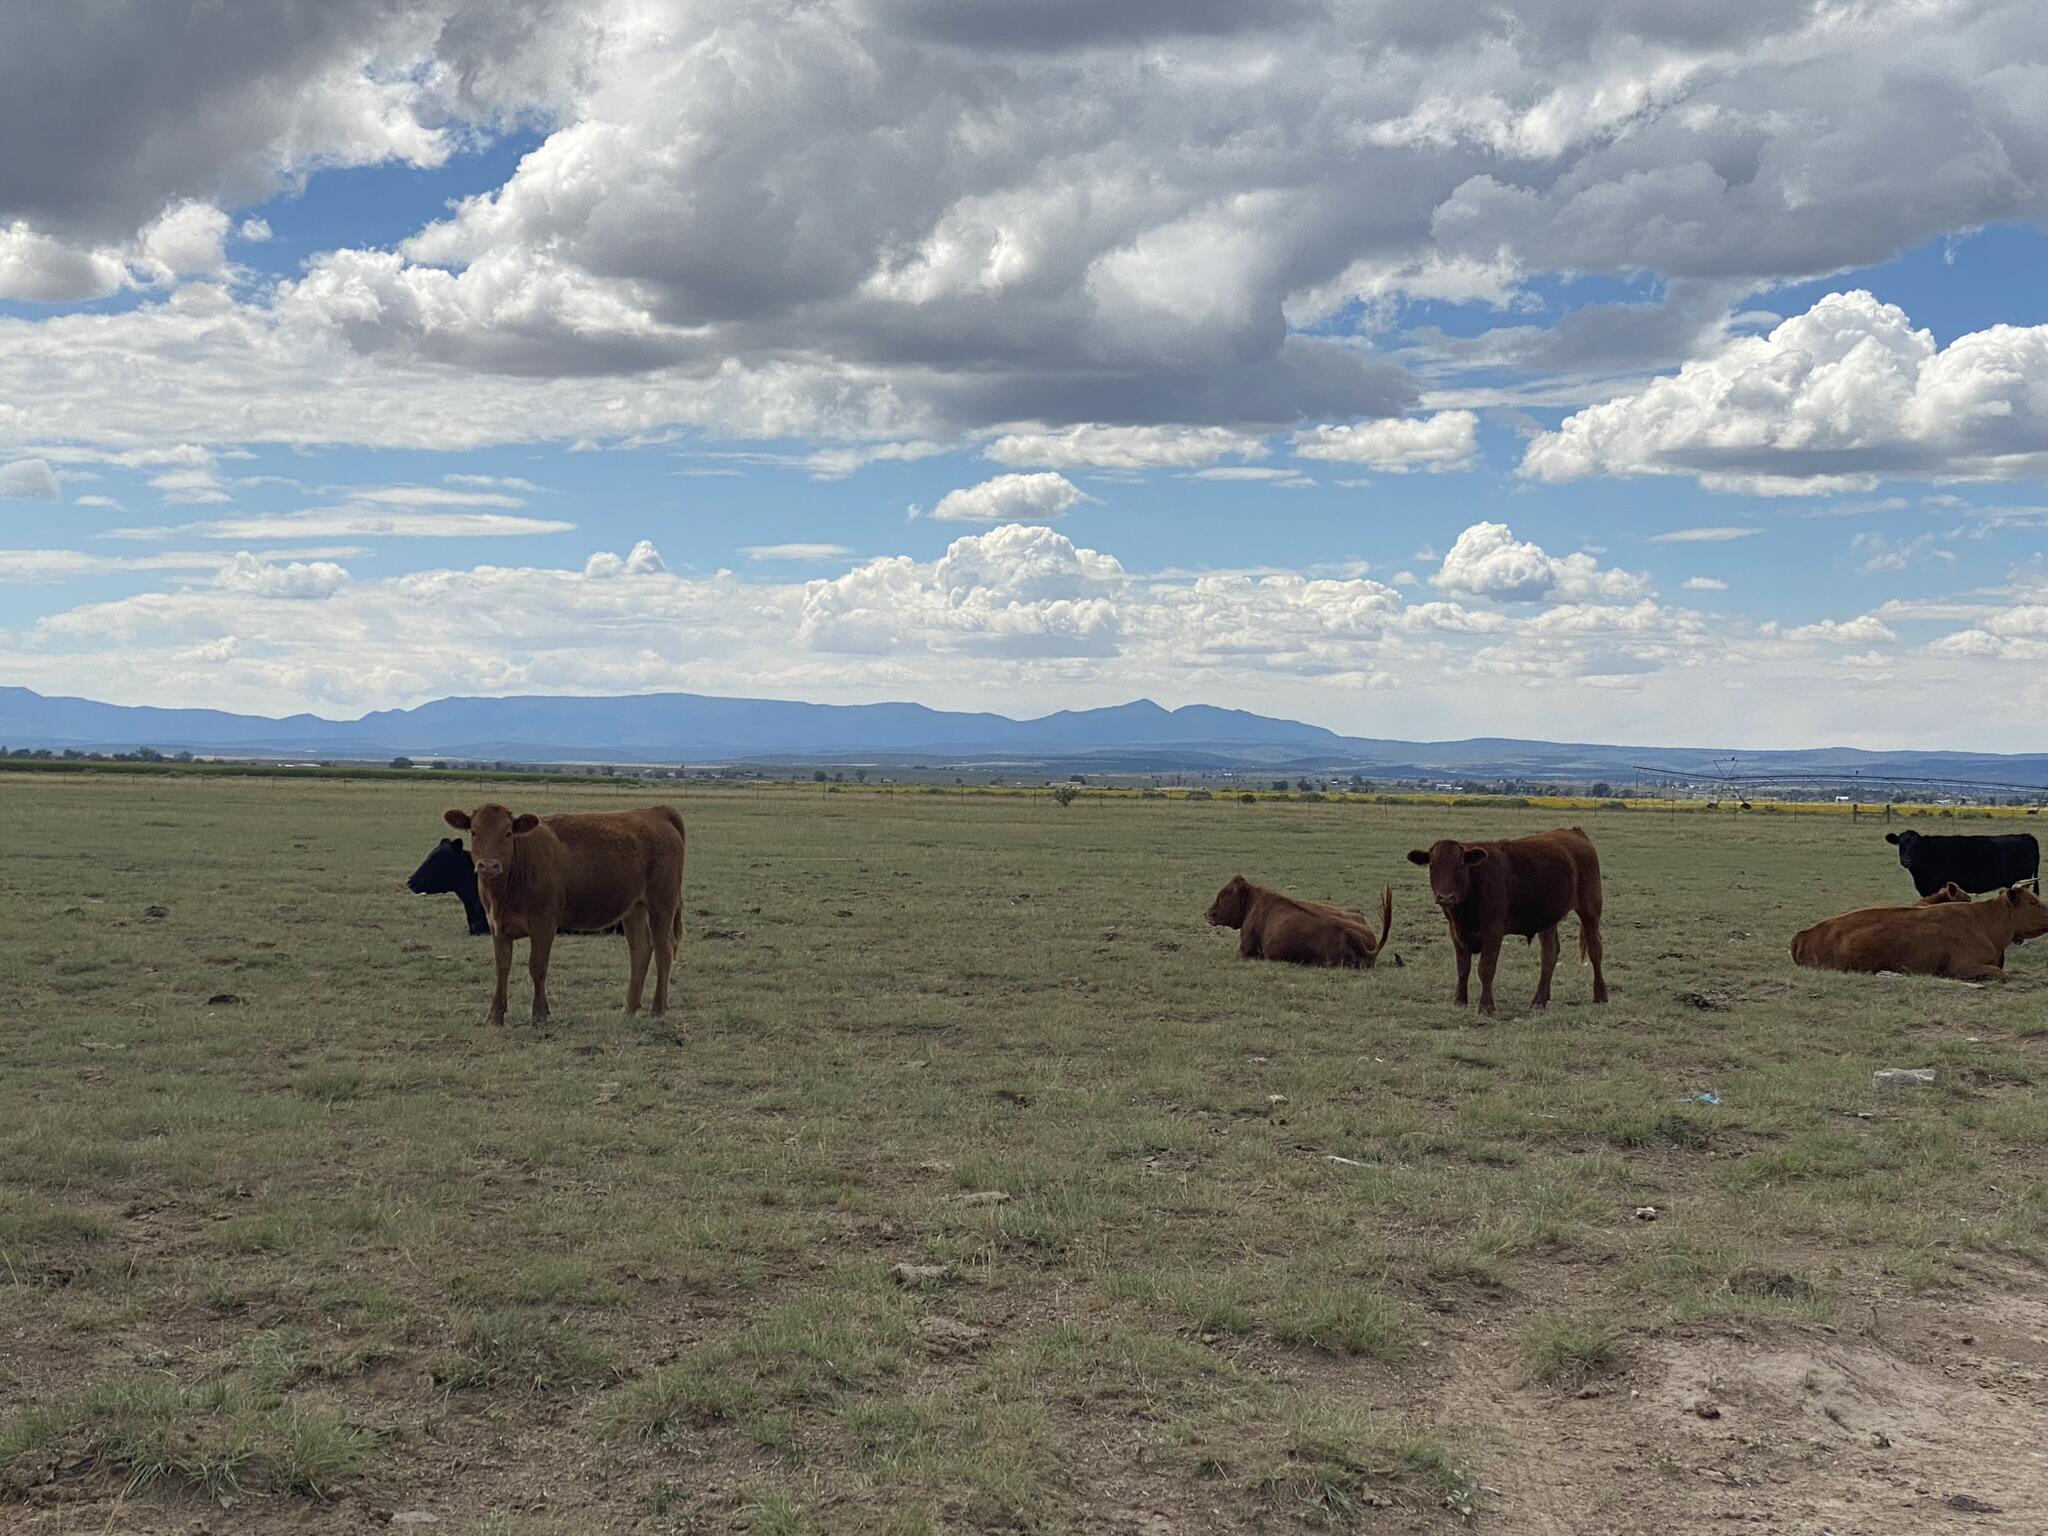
1206;876;1392;968
1791;884;2047;980
443;803;687;1024
1407;827;1607;1015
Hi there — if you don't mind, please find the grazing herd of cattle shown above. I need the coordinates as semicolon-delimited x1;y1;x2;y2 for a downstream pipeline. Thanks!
410;803;2043;1023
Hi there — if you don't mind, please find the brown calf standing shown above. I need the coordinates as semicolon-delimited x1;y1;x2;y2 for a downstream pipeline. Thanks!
1406;826;1607;1015
443;803;686;1024
1791;885;2048;980
1206;876;1392;968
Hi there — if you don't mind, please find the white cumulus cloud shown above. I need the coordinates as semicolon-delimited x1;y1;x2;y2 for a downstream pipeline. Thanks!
984;426;1269;471
214;552;349;599
0;458;61;501
1292;411;1479;473
920;472;1092;524
1434;522;1651;603
1524;292;2048;492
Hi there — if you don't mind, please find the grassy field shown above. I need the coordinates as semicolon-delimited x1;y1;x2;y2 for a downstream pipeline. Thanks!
2;774;2045;1534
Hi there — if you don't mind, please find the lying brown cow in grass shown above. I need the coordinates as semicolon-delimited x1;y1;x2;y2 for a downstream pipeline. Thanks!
443;803;686;1024
1791;884;2048;980
1406;826;1607;1015
1206;876;1392;968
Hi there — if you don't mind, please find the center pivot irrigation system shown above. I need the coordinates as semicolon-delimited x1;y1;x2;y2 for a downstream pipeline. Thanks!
1624;757;2048;812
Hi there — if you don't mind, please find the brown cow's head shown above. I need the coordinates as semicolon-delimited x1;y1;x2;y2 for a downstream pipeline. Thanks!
1406;840;1487;912
1206;875;1253;929
444;804;539;880
1916;881;1971;906
2004;884;2048;944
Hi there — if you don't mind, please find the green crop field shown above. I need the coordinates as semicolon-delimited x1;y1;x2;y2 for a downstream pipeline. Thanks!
3;773;2044;1534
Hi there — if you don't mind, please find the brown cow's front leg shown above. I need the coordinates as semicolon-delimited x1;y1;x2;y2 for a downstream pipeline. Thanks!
1532;926;1560;1009
1475;936;1502;1016
1452;933;1471;1005
488;933;513;1025
1238;925;1261;960
526;923;556;1024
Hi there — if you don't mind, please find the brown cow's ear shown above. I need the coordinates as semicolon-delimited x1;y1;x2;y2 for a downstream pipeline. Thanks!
443;809;471;830
510;813;541;834
1462;847;1489;866
1405;849;1430;866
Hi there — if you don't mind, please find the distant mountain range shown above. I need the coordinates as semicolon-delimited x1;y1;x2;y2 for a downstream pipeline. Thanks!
3;685;2045;787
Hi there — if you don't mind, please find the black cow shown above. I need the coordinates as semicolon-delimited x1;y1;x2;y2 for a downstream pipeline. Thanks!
406;838;627;938
1886;829;2040;897
408;837;492;934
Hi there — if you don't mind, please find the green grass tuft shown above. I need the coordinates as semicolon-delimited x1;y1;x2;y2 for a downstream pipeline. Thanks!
1523;1316;1624;1387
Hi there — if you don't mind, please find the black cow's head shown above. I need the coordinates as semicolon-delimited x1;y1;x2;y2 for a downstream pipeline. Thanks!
444;804;539;881
407;836;474;896
1206;875;1252;929
1407;839;1487;912
1885;830;1920;868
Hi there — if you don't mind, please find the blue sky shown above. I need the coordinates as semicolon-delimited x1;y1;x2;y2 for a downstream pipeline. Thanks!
3;2;2046;749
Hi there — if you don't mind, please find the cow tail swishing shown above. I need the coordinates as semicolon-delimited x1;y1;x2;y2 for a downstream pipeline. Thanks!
1573;827;1608;1002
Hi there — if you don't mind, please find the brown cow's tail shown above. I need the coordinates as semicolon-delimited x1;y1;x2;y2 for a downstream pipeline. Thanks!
1790;928;1813;968
1579;926;1590;966
661;805;686;947
1377;885;1393;955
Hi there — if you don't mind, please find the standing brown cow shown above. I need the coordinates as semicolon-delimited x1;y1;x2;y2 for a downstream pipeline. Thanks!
1406;826;1607;1015
443;803;686;1025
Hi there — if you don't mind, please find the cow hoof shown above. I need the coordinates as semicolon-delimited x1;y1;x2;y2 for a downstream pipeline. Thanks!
485;1014;505;1027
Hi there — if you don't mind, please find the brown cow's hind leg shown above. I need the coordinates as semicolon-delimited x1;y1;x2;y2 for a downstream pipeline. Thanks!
1532;926;1560;1009
622;907;653;1014
648;895;678;1016
1947;963;2007;982
527;924;556;1024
